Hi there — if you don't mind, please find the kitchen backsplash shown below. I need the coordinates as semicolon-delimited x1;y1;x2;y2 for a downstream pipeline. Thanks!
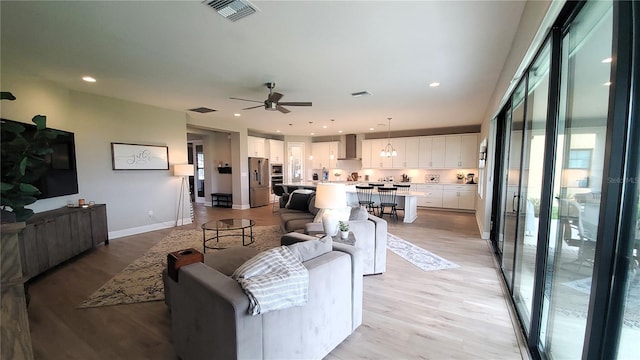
309;167;479;184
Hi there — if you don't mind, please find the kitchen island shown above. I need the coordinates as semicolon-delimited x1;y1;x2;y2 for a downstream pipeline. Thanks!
344;184;420;223
281;182;421;223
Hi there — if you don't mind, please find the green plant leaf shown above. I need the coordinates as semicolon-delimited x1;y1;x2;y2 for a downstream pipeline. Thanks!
0;182;14;192
18;157;28;176
32;115;47;130
14;208;34;222
19;183;41;195
1;91;16;100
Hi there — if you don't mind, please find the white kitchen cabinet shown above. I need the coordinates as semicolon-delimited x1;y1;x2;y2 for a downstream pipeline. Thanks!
393;137;419;168
311;141;338;169
266;139;284;164
361;139;373;168
419;136;446;168
459;134;478;168
444;134;477;168
415;184;443;208
247;136;265;158
442;184;476;210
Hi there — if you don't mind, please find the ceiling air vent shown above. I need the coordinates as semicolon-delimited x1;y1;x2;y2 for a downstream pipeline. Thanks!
188;107;217;113
203;0;257;22
351;91;371;97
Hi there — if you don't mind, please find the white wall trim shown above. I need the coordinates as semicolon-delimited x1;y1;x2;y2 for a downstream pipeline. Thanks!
476;212;490;240
108;218;192;239
233;204;251;210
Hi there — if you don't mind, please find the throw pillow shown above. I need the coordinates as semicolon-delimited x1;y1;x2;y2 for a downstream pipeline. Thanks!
349;206;369;221
307;193;318;215
287;236;332;262
312;208;324;223
285;189;314;210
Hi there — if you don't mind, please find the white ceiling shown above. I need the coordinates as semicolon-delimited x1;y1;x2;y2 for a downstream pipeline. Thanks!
1;0;527;136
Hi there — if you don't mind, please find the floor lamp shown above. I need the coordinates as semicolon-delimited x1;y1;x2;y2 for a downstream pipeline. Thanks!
174;164;194;227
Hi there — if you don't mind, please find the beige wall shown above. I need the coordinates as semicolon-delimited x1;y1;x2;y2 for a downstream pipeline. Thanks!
1;72;189;238
476;0;556;239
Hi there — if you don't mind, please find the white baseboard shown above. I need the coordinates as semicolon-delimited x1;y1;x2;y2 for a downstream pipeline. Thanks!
108;218;192;239
233;204;250;210
476;213;490;240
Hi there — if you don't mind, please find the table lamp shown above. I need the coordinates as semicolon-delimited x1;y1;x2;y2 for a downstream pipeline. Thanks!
314;183;347;236
174;164;194;226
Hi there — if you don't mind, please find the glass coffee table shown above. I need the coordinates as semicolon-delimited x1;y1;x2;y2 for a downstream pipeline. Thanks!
201;218;255;252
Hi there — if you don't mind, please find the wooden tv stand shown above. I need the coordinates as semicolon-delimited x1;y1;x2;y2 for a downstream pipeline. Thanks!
20;204;109;280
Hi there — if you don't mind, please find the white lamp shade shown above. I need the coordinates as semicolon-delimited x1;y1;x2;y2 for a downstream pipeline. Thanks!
314;183;347;209
174;164;194;177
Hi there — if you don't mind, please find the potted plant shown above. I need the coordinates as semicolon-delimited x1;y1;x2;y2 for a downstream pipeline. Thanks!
1;91;60;222
456;171;465;183
338;220;350;239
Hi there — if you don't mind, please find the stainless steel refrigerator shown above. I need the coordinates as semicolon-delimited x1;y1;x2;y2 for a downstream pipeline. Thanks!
249;157;270;207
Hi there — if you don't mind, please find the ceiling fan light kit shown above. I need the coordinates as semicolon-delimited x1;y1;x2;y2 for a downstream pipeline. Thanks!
230;82;312;114
380;117;397;157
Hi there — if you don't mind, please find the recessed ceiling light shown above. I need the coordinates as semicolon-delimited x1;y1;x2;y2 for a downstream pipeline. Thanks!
338;130;343;133
276;130;281;133
310;132;315;135
601;57;612;63
322;125;327;129
429;82;440;87
82;76;96;83
369;127;374;131
603;81;612;86
234;113;241;117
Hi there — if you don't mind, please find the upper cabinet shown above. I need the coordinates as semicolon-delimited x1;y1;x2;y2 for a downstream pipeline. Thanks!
266;139;284;164
444;134;477;168
418;136;445;168
361;139;373;168
248;136;266;158
311;141;339;169
361;133;478;169
392;137;419;168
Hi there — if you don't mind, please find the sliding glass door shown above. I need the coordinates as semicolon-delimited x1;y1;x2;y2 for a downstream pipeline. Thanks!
512;43;551;330
539;1;612;358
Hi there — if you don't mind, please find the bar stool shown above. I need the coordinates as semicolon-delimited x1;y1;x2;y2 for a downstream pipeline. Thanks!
377;187;398;221
272;184;286;212
355;185;378;216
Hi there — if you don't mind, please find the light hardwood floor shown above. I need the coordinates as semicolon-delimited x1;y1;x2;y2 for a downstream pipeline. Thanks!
25;204;527;359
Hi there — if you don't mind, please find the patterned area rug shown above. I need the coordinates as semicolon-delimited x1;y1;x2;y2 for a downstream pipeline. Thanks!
386;233;459;271
78;225;283;308
79;229;442;308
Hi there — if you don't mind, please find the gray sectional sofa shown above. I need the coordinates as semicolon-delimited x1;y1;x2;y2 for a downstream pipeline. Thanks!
278;189;387;275
163;238;363;360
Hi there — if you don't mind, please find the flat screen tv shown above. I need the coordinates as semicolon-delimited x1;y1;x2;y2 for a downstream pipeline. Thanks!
1;118;79;199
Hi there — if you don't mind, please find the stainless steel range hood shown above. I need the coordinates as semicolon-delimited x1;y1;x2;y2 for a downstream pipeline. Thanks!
337;134;360;160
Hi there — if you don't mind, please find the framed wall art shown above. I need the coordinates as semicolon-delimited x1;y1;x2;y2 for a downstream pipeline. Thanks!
111;142;169;170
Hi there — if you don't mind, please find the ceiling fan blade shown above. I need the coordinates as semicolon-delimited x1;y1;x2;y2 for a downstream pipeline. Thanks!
242;104;264;110
230;97;263;104
278;102;312;107
268;92;284;103
276;105;291;114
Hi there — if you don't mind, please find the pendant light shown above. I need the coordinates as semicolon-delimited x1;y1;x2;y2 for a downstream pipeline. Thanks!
380;117;397;157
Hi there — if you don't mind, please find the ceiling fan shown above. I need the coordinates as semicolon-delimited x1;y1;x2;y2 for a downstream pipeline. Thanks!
230;82;312;114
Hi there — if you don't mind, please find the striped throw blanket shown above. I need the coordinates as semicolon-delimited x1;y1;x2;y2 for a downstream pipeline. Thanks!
232;246;309;315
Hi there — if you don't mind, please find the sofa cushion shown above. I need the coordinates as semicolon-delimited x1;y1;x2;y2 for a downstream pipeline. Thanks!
307;193;318;215
203;246;260;276
349;206;369;221
287;236;332;262
286;190;314;211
